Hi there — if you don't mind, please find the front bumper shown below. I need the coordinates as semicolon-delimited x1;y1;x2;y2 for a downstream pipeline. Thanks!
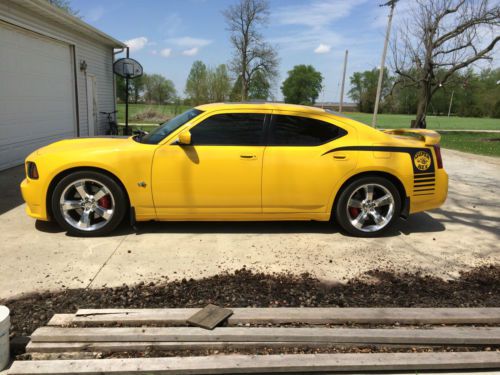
20;177;49;221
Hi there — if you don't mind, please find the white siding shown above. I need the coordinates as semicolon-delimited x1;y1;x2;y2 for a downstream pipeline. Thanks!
0;1;117;143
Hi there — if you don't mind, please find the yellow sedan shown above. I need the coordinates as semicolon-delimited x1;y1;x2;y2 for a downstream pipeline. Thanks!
21;103;448;237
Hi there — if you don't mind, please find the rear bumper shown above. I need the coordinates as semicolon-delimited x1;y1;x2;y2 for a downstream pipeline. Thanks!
409;169;448;213
20;178;49;221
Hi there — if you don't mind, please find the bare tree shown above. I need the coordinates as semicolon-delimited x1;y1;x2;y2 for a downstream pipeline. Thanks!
223;0;278;101
391;0;499;128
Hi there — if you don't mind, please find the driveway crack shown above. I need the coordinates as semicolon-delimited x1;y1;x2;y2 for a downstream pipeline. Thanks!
86;234;128;289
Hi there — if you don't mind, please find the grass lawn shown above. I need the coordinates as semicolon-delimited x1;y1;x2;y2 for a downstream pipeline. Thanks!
345;112;500;130
439;132;500;157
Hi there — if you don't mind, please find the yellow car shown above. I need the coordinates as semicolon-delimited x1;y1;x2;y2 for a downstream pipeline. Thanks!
21;103;448;237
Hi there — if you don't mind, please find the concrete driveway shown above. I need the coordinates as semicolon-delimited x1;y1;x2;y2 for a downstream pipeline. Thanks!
0;149;498;300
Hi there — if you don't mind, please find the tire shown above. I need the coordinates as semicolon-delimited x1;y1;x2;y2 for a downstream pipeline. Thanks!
334;176;401;237
51;171;127;237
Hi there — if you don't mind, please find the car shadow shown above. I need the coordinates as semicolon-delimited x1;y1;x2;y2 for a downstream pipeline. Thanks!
0;165;25;215
34;212;446;238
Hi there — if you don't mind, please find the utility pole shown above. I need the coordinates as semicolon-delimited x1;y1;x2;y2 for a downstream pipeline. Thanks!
372;0;398;128
447;90;454;117
339;49;348;113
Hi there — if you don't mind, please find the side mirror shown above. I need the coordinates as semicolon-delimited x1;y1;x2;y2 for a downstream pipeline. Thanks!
177;130;191;145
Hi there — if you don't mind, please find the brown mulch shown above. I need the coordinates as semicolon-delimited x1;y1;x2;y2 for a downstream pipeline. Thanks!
2;265;499;337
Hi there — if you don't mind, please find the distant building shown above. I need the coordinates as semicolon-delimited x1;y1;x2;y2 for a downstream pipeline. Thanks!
314;102;358;112
0;0;126;170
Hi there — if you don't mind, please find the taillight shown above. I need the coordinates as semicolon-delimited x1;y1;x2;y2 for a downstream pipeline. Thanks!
433;145;443;169
27;162;39;179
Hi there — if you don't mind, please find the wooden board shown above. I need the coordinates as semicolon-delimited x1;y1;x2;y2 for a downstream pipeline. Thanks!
186;304;233;330
8;351;500;374
30;326;500;345
47;314;74;327
71;307;500;326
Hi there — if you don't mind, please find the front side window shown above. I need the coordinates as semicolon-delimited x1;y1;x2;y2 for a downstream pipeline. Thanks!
190;113;265;146
141;108;203;144
270;115;347;146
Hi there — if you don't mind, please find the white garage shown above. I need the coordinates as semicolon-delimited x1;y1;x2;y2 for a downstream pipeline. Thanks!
0;0;125;171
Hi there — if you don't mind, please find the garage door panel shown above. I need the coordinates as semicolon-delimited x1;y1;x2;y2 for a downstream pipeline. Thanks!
0;21;76;170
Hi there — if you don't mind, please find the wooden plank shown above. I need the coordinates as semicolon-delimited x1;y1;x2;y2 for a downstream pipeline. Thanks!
186;304;233;330
30;326;500;345
26;341;438;354
8;352;500;374
47;314;74;326
73;307;500;326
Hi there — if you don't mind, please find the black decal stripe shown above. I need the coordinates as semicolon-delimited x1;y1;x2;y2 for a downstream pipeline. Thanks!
414;172;435;177
414;177;435;182
414;193;435;196
322;145;426;156
414;183;435;187
413;189;435;193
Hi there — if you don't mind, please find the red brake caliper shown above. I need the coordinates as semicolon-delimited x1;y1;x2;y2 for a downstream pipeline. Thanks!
97;195;111;209
349;207;360;218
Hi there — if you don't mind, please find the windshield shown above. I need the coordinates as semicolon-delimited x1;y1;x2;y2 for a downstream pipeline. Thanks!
140;108;203;144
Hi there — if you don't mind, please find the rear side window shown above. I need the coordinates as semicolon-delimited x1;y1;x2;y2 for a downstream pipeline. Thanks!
190;113;265;146
270;115;346;146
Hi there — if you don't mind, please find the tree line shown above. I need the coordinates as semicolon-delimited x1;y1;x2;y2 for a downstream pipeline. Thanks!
349;67;500;118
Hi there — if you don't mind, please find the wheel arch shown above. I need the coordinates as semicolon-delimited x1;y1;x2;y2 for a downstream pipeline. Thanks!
331;171;408;217
46;166;131;220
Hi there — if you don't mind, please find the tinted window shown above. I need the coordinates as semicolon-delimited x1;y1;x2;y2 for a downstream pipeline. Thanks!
141;108;202;144
190;113;265;145
270;115;346;146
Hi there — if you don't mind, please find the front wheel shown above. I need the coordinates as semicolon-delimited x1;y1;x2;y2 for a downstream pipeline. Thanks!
51;171;126;236
334;176;401;237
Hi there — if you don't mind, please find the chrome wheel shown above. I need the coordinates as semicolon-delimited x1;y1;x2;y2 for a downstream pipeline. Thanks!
346;183;395;233
59;178;115;232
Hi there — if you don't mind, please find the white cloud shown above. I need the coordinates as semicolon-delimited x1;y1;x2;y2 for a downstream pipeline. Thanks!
182;47;199;56
314;43;331;54
167;36;212;47
160;48;172;57
151;50;158;55
124;37;148;52
274;0;367;29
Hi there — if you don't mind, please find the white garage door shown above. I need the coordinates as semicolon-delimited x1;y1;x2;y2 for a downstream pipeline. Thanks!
0;21;76;171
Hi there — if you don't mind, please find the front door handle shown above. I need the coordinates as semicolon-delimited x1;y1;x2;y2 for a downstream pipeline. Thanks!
240;154;257;160
333;154;348;160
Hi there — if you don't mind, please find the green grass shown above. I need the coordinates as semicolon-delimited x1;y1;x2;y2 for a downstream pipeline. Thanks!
344;112;500;130
439;132;500;157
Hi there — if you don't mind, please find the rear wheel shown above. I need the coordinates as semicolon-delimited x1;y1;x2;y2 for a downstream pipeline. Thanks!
334;176;401;237
51;171;126;236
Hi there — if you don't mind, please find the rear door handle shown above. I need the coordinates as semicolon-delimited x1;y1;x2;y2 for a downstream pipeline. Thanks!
240;154;257;160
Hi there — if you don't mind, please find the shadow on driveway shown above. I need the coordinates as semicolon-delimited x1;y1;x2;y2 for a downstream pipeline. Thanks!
35;211;446;237
0;165;25;215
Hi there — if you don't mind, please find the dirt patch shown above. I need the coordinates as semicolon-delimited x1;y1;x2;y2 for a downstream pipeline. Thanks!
131;108;171;123
2;265;499;337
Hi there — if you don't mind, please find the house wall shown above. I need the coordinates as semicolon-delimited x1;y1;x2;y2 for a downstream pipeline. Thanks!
0;1;117;136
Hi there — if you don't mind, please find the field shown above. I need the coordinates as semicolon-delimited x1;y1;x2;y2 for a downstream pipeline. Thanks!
117;103;500;130
439;132;500;157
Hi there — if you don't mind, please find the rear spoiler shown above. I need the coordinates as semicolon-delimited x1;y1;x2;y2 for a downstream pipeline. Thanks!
382;129;441;146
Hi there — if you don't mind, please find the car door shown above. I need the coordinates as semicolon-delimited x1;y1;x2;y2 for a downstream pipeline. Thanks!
262;112;357;214
152;111;267;218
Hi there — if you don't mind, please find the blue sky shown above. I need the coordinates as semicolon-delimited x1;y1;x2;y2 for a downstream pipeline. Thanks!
69;0;407;101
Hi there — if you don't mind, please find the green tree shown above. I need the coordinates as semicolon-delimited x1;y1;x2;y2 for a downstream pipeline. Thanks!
129;74;146;104
185;61;209;105
348;68;391;113
144;74;176;104
207;64;232;102
281;65;323;105
248;70;271;100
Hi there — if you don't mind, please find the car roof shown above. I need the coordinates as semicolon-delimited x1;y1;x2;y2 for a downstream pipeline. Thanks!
195;102;328;114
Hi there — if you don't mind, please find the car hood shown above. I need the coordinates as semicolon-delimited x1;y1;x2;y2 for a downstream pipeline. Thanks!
34;137;134;156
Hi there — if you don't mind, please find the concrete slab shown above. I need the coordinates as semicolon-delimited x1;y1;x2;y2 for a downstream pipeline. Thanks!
0;149;498;300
